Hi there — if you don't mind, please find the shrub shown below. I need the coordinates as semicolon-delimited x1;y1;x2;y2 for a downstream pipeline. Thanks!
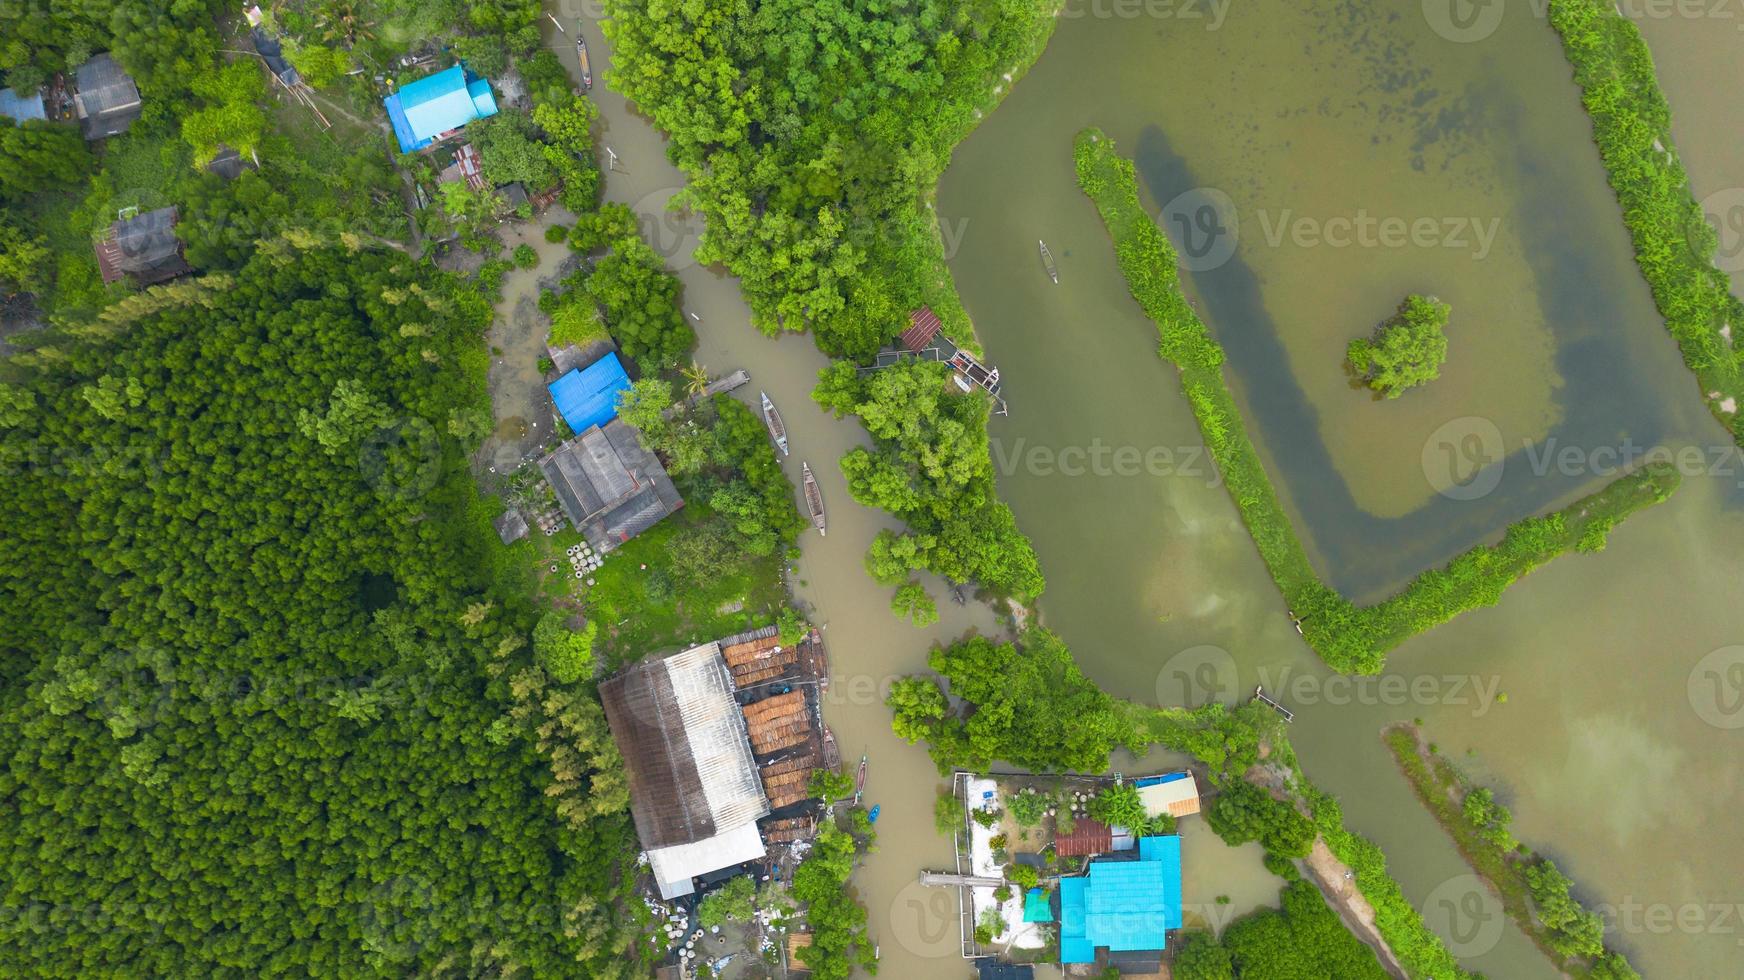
513;243;539;268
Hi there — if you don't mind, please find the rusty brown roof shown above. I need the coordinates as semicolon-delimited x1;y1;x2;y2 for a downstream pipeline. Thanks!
900;306;943;352
1054;816;1113;857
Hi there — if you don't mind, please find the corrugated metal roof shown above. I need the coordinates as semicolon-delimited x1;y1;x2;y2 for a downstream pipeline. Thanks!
549;352;632;433
383;66;497;152
598;643;768;853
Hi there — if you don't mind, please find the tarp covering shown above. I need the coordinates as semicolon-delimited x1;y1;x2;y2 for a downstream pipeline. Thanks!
383;65;498;152
0;87;46;122
549;352;632;434
1023;887;1053;923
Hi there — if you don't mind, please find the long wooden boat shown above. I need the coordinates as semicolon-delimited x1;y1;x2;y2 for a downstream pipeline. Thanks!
576;32;593;90
760;391;789;455
802;462;826;536
1039;238;1059;284
853;752;867;805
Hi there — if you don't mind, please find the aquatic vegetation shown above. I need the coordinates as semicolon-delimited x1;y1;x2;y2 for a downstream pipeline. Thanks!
1384;725;1642;979
1346;294;1451;398
1073;128;1680;674
1549;0;1744;442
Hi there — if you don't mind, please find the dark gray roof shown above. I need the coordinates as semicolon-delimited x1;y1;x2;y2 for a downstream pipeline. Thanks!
499;181;529;208
250;28;301;87
72;54;141;139
113;208;181;272
538;420;682;552
205;147;247;181
492;507;528;544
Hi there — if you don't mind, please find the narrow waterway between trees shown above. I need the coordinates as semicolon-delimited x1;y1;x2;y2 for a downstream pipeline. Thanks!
531;4;1744;977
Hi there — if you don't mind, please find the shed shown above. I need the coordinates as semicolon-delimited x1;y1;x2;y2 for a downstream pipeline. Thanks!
498;181;529;209
95;207;189;286
598;643;770;899
492;507;528;544
205;147;250;181
384;65;498;153
1134;771;1200;819
548;351;632;434
901;306;943;352
250;28;301;88
975;960;1036;980
72;54;142;139
1054;817;1113;858
0;87;46;123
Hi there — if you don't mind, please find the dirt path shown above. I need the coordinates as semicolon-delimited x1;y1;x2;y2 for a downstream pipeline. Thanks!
1302;839;1408;980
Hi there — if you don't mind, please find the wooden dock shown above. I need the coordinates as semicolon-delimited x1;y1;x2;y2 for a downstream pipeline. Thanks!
1253;685;1294;722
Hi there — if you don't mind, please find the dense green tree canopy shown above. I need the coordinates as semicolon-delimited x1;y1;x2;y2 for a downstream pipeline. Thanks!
0;246;639;976
1346;294;1450;398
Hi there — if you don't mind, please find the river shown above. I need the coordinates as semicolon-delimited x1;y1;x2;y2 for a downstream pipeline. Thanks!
939;1;1744;977
543;3;1744;977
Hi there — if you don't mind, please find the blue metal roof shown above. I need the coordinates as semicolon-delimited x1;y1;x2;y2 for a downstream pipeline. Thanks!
1133;771;1190;788
0;87;46;122
1058;835;1181;964
1023;887;1053;923
549;352;632;434
382;66;498;152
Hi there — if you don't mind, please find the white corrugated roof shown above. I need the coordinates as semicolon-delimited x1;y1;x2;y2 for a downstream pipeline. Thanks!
647;822;767;899
664;643;769;830
1137;772;1201;818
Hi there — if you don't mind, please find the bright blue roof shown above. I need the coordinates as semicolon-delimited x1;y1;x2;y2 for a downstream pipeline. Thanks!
382;66;498;153
1133;771;1191;788
1059;835;1181;964
1023;887;1053;923
0;87;46;122
549;352;632;434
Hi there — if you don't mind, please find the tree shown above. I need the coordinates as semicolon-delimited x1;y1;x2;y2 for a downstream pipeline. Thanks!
0;221;51;297
681;361;710;397
1524;860;1605;958
182;60;268;167
285;41;350;89
1346;294;1450;398
1172;931;1234;980
886;677;948;744
891;580;938;627
1008;864;1039;890
697;875;756;928
1087;782;1146;830
1205;780;1314;859
471;111;556;192
808;767;854;805
532;612;596;683
0;118;93;201
616;377;673;440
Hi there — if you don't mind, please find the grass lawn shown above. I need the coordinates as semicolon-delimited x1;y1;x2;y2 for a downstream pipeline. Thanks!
582;506;788;665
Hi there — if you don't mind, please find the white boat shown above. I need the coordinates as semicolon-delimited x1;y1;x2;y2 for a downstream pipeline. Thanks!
761;391;789;456
1039;239;1059;284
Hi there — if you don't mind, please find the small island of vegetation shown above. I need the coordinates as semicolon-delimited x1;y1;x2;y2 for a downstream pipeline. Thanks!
1346;294;1450;399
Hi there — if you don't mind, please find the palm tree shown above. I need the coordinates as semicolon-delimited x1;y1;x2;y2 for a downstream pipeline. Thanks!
317;0;377;48
681;361;710;398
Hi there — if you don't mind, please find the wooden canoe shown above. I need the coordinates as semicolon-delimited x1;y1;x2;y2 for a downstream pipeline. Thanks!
802;462;826;536
1039;239;1059;284
576;33;593;90
761;390;789;456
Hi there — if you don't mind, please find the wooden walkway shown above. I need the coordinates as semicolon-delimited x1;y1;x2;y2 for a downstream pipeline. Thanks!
919;870;1005;888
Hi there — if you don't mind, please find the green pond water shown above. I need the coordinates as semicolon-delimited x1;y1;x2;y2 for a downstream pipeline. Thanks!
939;1;1744;975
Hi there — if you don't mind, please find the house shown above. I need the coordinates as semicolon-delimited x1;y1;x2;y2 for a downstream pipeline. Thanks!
491;507;529;545
205;147;251;181
1058;835;1183;969
72;54;141;139
383;65;498;153
497;181;529;210
537;418;683;554
598;643;771;899
975;959;1036;980
0;87;46;123
1134;771;1201;819
95;208;189;287
1054;817;1115;858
